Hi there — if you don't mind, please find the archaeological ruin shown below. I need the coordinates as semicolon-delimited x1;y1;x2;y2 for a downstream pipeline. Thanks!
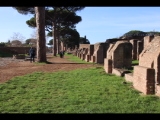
125;35;160;96
2;34;160;97
104;41;132;76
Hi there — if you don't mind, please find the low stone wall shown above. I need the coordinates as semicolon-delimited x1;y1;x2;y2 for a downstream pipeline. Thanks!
13;54;25;59
133;66;155;95
112;68;122;76
156;85;160;96
125;73;133;82
112;68;131;77
0;47;35;54
79;44;90;49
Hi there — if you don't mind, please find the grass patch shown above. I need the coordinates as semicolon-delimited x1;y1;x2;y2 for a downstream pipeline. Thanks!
0;67;160;113
64;54;93;64
132;60;139;65
125;60;139;73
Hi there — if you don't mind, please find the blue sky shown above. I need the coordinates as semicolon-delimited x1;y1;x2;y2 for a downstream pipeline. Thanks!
1;7;160;44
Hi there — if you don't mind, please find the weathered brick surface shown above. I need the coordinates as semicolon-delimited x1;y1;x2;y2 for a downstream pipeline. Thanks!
90;42;109;63
133;66;155;95
128;36;160;95
79;44;90;49
85;55;90;62
77;48;81;58
137;41;143;60
139;36;160;68
143;36;154;49
106;43;114;59
90;56;95;63
108;41;132;67
112;68;122;76
79;48;85;59
0;47;34;54
104;41;132;74
104;58;112;73
156;85;160;96
85;44;94;62
125;73;133;82
81;48;88;60
77;44;90;60
129;39;138;60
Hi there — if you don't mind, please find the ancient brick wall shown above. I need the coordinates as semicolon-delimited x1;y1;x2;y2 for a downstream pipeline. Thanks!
85;44;94;62
113;42;132;68
125;73;133;82
81;48;88;60
0;47;34;55
143;36;154;49
90;42;109;63
129;39;144;60
79;44;90;49
129;39;138;60
133;66;155;95
131;36;160;95
104;41;132;74
137;41;143;60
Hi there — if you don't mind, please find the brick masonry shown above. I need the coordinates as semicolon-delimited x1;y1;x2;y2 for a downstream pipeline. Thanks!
90;42;109;63
126;36;160;95
104;41;132;74
0;47;35;55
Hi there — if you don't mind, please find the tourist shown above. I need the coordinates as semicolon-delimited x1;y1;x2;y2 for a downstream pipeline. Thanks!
59;51;63;58
29;47;36;62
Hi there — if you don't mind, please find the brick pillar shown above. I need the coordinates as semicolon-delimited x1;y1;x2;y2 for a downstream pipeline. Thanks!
104;58;112;73
133;66;155;95
137;41;143;60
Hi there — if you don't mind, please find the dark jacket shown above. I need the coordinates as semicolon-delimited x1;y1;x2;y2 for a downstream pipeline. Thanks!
29;48;35;56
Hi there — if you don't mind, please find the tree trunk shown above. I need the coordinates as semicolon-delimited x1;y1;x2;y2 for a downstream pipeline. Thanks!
53;23;57;56
53;7;57;56
35;7;46;62
57;27;60;54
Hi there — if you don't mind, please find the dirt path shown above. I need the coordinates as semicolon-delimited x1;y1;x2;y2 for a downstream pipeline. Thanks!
0;54;96;83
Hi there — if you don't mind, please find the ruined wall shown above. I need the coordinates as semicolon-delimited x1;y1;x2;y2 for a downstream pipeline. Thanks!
90;42;109;63
133;66;155;95
81;48;88;60
0;47;34;54
104;41;132;74
143;36;154;49
129;39;138;60
79;44;90;49
113;42;132;68
137;41;143;60
85;44;94;62
131;36;160;95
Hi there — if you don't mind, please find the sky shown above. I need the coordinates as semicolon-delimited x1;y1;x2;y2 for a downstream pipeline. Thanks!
1;7;160;44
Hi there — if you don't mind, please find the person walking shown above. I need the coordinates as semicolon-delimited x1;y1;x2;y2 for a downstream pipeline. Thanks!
29;47;36;63
59;51;63;58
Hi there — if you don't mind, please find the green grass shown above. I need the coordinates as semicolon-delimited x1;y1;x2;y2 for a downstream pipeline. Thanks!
1;55;160;113
65;54;93;64
1;66;160;113
127;60;139;73
132;60;139;65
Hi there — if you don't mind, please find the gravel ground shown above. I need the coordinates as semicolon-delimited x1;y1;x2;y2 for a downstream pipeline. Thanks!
0;57;25;67
0;54;97;83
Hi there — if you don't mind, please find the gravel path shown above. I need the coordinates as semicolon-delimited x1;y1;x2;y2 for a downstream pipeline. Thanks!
0;57;25;67
0;54;97;83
